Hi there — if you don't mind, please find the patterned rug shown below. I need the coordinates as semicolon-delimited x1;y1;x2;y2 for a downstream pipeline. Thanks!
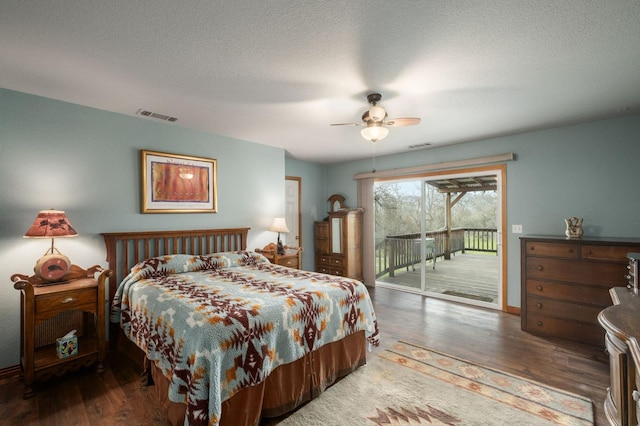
278;341;593;425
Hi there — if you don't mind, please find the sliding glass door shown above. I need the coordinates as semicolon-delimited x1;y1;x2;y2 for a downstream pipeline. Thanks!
374;168;503;309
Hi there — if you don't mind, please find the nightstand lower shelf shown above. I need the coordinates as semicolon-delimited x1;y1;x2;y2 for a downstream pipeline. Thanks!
32;337;102;380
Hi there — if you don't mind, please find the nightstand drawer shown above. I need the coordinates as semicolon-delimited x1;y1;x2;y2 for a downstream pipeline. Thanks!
278;257;299;268
36;288;96;317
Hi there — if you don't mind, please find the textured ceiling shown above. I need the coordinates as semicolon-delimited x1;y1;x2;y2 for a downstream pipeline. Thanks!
1;1;639;164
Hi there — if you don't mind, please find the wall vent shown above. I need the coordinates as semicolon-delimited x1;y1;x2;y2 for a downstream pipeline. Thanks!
408;142;433;149
136;109;178;122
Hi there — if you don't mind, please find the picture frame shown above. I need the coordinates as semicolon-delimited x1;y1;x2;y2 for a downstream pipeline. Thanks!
141;150;217;213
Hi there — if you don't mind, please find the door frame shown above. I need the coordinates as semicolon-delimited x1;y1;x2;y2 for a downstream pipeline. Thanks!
285;176;302;265
374;164;508;311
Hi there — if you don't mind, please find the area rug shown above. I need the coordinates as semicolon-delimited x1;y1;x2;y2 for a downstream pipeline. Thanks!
278;341;593;425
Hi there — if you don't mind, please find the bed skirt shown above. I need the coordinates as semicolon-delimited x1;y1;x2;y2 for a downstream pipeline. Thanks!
118;330;367;425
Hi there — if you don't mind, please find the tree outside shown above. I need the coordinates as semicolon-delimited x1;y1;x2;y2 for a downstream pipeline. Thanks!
374;180;497;243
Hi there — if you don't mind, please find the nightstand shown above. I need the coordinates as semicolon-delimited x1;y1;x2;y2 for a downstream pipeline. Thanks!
12;264;110;398
256;247;303;269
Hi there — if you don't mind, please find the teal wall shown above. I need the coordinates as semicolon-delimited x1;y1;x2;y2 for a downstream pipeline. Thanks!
2;86;639;370
0;89;290;369
325;113;640;307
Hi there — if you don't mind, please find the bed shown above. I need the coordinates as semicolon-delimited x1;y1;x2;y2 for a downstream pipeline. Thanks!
103;228;379;426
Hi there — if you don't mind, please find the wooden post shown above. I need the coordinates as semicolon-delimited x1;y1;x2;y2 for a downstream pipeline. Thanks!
388;239;395;277
445;193;452;260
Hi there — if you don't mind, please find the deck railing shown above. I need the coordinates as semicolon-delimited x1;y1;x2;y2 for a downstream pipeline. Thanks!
375;228;497;278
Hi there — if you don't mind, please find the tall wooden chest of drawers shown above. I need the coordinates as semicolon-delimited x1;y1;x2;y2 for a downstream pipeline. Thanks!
314;209;363;281
520;235;640;347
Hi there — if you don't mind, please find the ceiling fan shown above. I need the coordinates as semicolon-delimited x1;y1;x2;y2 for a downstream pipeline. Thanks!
331;93;421;142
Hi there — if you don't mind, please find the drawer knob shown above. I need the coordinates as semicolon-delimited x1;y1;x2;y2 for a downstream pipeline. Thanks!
587;250;592;255
633;390;640;402
537;321;543;327
536;285;543;292
61;297;77;304
537;265;543;271
536;302;543;309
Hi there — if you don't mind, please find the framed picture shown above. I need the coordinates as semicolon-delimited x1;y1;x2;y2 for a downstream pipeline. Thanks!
141;150;217;213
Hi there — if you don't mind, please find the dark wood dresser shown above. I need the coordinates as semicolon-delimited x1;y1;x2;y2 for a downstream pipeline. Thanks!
598;287;640;426
520;235;640;348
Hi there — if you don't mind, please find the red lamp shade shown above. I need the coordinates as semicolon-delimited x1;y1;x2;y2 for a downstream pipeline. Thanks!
24;209;78;239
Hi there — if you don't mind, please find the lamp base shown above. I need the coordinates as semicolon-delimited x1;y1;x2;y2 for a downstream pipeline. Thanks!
277;239;285;256
34;251;71;283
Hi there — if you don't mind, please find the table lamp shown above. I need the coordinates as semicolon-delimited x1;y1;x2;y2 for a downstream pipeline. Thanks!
24;209;78;283
269;217;289;255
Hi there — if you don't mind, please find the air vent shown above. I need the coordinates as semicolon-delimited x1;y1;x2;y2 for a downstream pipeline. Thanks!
408;142;432;149
136;109;178;122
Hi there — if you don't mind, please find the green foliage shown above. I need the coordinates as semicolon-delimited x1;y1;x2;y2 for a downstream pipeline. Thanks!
374;180;497;240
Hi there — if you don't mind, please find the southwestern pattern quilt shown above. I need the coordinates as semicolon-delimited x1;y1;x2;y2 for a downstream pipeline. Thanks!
111;251;379;426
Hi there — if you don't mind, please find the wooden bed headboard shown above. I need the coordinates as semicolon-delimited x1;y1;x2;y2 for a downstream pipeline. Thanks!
102;228;249;303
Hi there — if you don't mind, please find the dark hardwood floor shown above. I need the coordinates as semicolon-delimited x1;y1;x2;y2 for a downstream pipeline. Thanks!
0;286;609;425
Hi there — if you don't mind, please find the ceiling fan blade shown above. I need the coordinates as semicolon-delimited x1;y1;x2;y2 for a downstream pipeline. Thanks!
384;117;421;127
330;122;363;126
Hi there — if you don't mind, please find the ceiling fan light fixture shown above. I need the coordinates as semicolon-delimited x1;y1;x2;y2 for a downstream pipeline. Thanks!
368;105;386;122
361;124;389;143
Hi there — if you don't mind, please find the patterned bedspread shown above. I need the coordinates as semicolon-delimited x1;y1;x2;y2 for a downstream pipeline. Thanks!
111;251;379;426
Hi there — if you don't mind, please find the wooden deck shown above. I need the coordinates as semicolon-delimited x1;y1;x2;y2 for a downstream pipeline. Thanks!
377;253;499;304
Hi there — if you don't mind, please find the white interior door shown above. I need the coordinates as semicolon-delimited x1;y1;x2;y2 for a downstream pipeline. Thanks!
285;176;301;250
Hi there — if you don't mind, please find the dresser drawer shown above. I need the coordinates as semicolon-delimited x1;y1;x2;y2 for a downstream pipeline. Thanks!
525;279;612;305
526;296;604;324
316;266;345;276
316;255;344;268
581;245;639;262
36;288;97;318
525;313;605;346
524;241;578;259
525;257;628;287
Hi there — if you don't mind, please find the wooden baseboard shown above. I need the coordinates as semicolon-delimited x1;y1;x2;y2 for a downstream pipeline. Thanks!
506;305;521;315
0;365;21;381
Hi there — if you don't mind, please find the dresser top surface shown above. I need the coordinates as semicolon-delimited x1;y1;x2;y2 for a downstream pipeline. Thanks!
521;235;640;244
598;287;640;339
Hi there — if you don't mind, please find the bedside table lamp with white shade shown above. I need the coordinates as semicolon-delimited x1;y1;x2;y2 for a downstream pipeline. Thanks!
23;209;78;283
269;217;289;255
